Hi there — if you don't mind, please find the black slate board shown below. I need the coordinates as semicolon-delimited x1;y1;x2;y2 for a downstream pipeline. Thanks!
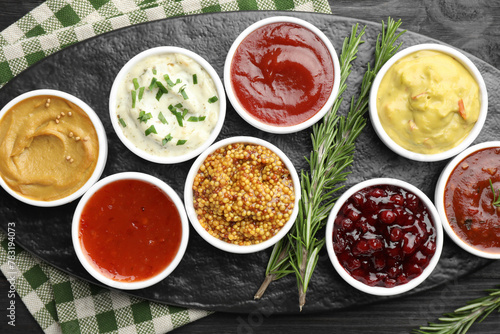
0;11;497;314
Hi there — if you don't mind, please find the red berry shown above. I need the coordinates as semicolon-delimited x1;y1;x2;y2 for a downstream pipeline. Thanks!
346;207;361;222
386;245;402;260
352;192;365;207
345;256;361;271
379;210;396;224
412;251;429;266
396;274;408;285
406;193;419;212
403;233;418;255
368;238;383;251
390;194;404;206
390;227;403;242
422;240;436;255
341;218;354;231
370;188;387;198
405;262;423;278
356;240;371;254
387;264;401;278
384;278;397;288
400;213;415;226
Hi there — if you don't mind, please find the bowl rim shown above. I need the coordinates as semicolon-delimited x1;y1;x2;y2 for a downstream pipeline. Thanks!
368;43;488;162
109;46;226;164
0;89;108;207
223;15;341;134
435;141;500;259
325;178;443;296
72;172;190;290
183;136;301;254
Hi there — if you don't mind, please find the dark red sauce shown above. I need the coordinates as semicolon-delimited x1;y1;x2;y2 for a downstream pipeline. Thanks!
230;22;334;126
444;147;500;253
79;179;182;282
333;185;437;288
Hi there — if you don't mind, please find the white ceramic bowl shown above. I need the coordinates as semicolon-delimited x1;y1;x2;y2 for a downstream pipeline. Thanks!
109;46;226;164
369;43;488;162
184;136;301;254
435;141;500;259
224;16;341;134
325;178;443;296
72;172;189;290
0;89;107;207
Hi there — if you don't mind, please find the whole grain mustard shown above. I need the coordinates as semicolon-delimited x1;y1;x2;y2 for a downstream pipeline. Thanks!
192;143;295;246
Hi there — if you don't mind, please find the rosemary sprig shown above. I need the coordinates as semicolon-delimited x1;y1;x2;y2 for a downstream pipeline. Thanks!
412;287;500;334
254;23;365;300
254;18;405;310
489;179;500;207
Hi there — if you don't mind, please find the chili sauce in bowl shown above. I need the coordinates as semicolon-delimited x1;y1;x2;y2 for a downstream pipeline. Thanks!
72;172;189;289
224;16;340;134
436;142;500;259
325;178;443;296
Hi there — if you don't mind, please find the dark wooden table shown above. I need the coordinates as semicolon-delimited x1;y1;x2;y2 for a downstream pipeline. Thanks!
1;0;500;333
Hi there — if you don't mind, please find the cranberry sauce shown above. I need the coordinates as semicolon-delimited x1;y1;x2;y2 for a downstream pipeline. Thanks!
333;185;437;288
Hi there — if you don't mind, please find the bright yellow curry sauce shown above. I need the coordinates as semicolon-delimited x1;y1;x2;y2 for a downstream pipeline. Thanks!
376;50;480;154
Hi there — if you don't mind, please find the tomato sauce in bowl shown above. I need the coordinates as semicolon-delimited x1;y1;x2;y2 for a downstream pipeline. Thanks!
443;146;500;253
224;17;340;134
73;172;188;289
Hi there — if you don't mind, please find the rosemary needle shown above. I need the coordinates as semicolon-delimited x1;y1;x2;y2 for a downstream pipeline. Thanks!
412;287;500;334
254;18;406;311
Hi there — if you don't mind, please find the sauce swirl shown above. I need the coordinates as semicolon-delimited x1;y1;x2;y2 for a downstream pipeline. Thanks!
230;22;334;126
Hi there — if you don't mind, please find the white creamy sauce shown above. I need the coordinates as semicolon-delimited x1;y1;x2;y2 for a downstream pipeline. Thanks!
115;53;219;157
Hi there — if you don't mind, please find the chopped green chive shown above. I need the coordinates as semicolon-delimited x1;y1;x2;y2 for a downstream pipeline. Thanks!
156;81;168;94
182;108;188;118
131;90;137;108
176;139;187;146
145;125;157;136
187;116;206;122
162;133;173;146
179;85;189;100
156;89;164;101
208;96;218;104
137;110;153;123
174;103;183;109
118;118;126;127
138;87;145;100
193;74;198;84
133;78;139;90
164;74;181;87
158;112;168;124
174;113;183;127
152;68;157;75
148;77;157;90
168;104;184;127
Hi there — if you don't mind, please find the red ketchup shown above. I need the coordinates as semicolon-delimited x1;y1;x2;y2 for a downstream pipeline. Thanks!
333;185;437;288
230;22;334;126
79;179;182;282
444;147;500;253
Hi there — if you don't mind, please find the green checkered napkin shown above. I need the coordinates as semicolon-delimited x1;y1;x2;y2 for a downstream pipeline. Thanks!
0;0;332;333
0;0;332;88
